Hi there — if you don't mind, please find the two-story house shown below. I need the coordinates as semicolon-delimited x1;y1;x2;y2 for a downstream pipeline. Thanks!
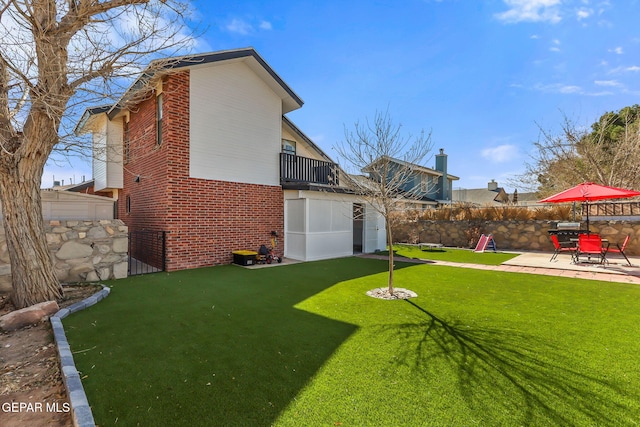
362;149;459;209
75;47;386;271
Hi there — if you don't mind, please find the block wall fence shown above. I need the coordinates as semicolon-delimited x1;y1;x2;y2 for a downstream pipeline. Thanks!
0;220;128;294
392;219;640;255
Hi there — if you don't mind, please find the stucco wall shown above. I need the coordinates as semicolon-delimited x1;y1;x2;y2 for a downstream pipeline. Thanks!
392;219;640;255
0;219;129;294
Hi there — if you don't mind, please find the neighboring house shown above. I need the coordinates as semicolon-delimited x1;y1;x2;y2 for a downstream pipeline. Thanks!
452;180;509;206
362;149;460;209
75;47;386;270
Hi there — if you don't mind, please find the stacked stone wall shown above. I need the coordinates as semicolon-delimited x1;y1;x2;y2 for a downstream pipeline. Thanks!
392;219;640;255
0;219;128;294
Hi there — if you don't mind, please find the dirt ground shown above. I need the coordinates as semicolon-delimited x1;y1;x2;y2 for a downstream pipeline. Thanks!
1;285;103;427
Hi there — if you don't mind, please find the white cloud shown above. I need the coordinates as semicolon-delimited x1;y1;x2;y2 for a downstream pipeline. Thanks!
533;83;584;94
594;79;621;87
609;65;640;74
609;46;624;54
481;144;519;163
495;0;562;24
225;18;273;35
225;18;253;35
576;7;593;20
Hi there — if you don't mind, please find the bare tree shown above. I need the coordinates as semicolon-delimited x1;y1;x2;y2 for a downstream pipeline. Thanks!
511;106;640;197
0;0;194;308
335;110;434;296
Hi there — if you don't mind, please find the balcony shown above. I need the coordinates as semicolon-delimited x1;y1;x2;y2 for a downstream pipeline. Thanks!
280;153;340;186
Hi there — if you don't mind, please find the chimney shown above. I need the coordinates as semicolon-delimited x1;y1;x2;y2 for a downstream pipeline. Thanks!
435;148;449;200
488;179;498;191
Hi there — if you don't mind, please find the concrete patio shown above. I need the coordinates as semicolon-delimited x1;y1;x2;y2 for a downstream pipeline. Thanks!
500;251;640;284
362;250;640;285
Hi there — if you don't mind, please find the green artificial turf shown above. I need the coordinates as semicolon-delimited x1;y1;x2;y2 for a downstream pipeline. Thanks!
64;258;640;426
385;244;519;265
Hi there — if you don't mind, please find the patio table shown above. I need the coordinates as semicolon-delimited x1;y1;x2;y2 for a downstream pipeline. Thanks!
419;243;444;251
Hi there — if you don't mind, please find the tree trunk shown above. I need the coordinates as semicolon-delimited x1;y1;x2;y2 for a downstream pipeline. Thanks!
0;156;63;309
386;215;394;295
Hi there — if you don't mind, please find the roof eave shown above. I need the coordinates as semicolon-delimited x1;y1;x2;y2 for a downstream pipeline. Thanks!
107;47;304;119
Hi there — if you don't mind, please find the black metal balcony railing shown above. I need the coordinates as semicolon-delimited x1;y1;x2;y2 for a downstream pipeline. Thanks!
280;152;339;186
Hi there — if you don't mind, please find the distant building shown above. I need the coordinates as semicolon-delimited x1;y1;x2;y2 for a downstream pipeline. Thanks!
452;180;537;206
361;149;460;209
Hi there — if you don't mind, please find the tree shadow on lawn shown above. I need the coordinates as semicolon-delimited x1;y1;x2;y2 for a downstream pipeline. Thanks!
384;300;637;426
67;258;410;427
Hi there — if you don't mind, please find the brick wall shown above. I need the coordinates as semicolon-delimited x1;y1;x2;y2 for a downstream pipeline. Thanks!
121;70;284;270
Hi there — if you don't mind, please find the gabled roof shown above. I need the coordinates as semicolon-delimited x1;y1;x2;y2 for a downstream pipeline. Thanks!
347;174;438;204
76;48;304;134
363;155;460;180
74;105;112;135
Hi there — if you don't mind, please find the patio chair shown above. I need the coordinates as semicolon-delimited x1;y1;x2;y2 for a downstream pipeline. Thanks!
576;234;607;264
604;235;632;266
550;234;577;262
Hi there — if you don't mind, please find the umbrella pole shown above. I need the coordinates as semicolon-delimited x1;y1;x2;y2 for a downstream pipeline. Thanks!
586;201;590;234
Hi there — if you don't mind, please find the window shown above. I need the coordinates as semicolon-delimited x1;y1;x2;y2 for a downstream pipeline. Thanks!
156;93;163;146
126;195;131;214
282;139;296;155
420;175;429;193
123;119;130;163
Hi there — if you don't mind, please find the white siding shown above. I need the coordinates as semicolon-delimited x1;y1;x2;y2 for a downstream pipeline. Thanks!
106;119;123;189
92;115;123;192
306;199;352;261
190;61;282;186
284;190;386;262
281;128;323;160
92;115;108;191
284;198;306;260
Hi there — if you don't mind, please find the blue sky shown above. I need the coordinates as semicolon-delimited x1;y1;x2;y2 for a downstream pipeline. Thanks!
45;0;640;191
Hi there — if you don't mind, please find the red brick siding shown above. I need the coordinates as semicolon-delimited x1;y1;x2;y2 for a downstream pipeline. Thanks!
120;70;284;270
117;77;169;233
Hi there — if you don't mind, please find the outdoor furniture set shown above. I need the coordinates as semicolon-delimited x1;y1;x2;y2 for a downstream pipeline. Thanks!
550;233;631;266
541;182;639;267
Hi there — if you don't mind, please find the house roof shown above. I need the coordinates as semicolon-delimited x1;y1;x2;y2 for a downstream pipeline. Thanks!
76;47;304;134
451;187;511;205
362;155;460;180
346;174;438;204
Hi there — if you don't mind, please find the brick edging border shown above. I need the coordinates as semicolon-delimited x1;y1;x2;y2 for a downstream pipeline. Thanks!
50;285;111;427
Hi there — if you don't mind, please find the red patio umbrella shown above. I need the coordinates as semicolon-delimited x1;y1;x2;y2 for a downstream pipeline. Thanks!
539;182;640;232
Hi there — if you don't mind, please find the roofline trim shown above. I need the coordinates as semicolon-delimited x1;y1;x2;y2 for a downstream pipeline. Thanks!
106;47;303;120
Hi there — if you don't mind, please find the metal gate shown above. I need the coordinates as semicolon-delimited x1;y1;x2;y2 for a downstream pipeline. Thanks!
128;230;166;275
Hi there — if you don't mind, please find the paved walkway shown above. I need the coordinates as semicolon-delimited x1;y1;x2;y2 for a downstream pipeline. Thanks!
359;251;640;285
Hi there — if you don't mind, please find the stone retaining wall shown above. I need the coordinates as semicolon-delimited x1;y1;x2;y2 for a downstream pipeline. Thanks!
0;220;128;294
392;219;640;255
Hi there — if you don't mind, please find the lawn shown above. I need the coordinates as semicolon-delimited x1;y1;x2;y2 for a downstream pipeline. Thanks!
64;258;640;426
385;244;520;265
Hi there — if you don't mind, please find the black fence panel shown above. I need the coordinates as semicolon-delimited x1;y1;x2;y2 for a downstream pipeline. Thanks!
128;230;166;275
